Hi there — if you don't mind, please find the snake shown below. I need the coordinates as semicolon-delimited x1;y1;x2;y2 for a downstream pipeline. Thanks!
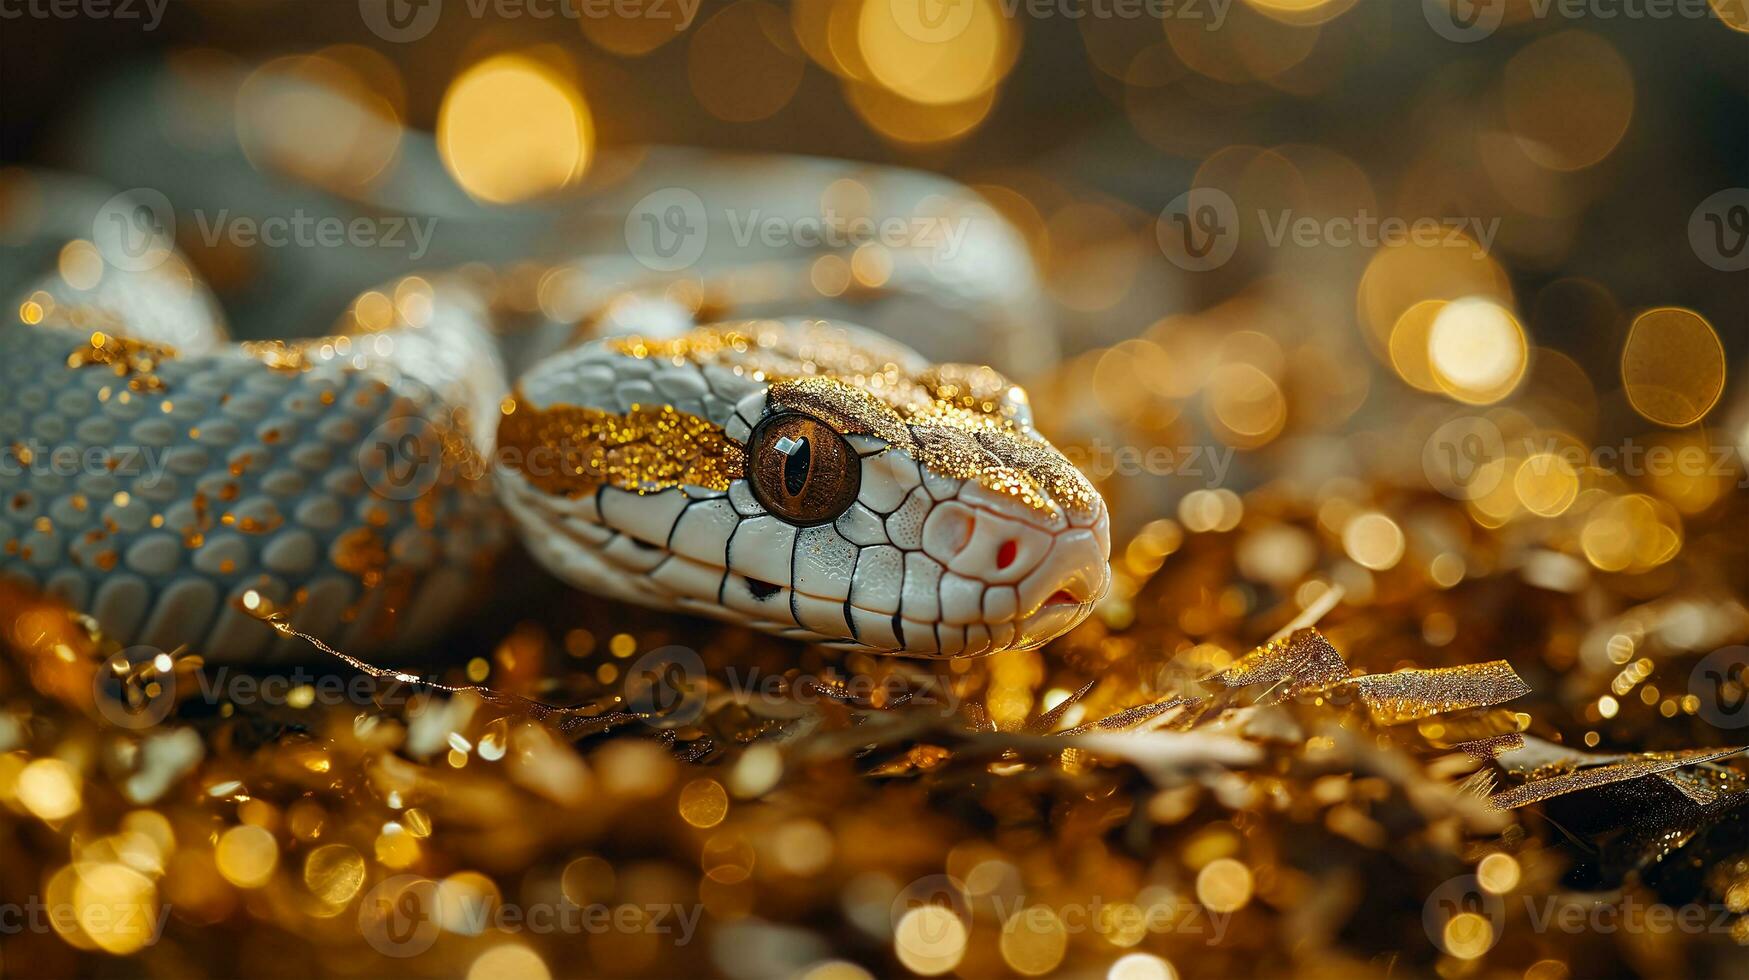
0;63;1112;664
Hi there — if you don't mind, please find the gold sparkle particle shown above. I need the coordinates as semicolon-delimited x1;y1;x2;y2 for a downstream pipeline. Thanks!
66;331;174;392
241;339;324;372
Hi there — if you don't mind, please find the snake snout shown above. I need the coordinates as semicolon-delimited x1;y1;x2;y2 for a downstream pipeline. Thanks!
921;481;1111;655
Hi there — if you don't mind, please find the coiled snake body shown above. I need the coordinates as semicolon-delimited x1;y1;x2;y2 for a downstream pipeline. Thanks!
1;120;1111;662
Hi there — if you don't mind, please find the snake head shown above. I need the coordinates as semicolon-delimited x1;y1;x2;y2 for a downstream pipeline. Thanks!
496;320;1110;658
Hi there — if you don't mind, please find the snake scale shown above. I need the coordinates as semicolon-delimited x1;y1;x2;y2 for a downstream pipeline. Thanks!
0;62;1112;663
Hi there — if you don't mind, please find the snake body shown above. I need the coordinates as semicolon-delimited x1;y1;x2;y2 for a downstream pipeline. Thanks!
0;66;1111;661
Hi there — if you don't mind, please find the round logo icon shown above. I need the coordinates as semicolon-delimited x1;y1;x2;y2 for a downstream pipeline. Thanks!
1692;646;1749;729
359;875;442;957
1157;187;1239;273
92;188;175;273
624;188;708;273
358;0;443;43
1422;875;1506;958
360;416;444;501
624;645;707;726
889;874;973;957
888;0;977;43
1423;415;1507;501
91;646;177;730
1423;0;1504;42
1688;188;1749;272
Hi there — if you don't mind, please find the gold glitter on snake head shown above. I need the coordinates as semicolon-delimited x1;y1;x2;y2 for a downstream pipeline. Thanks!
497;400;746;497
767;376;1098;521
766;376;915;446
611;320;1098;519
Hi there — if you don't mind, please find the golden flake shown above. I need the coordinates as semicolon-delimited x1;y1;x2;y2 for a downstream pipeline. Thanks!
1490;746;1746;809
1310;661;1531;725
1209;628;1350;694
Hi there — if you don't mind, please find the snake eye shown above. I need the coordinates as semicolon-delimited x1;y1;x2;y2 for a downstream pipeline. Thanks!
748;412;861;526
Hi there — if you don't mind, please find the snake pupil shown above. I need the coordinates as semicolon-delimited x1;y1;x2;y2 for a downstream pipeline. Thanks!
783;437;811;497
748;412;861;527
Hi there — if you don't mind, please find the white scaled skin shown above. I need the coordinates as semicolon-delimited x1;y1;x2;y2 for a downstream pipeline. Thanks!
496;319;1112;659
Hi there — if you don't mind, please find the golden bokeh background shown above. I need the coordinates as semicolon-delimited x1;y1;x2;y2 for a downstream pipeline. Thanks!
0;2;1745;979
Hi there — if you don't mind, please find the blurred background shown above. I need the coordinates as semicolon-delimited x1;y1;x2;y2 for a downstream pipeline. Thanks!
1;2;1747;978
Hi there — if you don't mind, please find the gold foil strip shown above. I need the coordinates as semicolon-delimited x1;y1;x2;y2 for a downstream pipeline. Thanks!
1313;661;1531;726
1489;746;1747;809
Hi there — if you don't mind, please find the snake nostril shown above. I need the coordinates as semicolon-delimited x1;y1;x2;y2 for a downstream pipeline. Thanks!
996;539;1018;570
